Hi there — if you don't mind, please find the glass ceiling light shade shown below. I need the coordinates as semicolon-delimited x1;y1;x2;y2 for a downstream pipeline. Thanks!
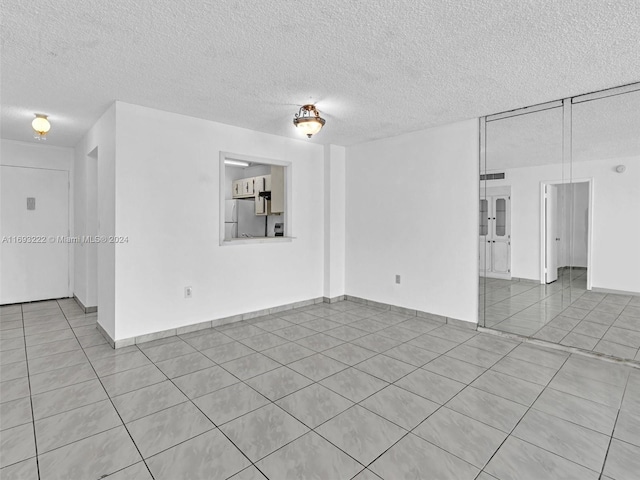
293;104;325;138
32;114;51;140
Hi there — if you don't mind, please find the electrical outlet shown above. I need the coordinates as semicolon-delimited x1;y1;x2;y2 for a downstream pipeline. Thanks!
395;275;401;284
184;286;193;299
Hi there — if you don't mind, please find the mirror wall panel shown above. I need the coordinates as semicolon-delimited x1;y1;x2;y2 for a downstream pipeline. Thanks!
479;83;640;361
572;88;640;295
567;88;640;359
480;104;569;335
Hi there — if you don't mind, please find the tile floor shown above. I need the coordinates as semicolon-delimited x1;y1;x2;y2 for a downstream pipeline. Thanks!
481;269;640;361
1;298;640;479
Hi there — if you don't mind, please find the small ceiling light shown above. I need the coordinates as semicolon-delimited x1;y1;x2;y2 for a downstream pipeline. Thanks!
616;165;626;173
293;104;325;138
32;114;51;140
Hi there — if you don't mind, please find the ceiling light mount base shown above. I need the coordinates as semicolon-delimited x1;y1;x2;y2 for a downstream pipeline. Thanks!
32;114;51;140
293;104;325;138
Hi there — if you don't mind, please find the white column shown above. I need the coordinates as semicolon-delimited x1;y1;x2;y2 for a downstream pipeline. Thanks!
323;144;346;300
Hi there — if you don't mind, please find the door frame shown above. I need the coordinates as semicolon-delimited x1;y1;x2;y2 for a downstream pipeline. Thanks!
539;178;593;290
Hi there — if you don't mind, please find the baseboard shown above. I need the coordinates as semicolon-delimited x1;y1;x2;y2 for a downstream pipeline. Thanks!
96;321;115;348
345;295;390;310
106;296;325;349
480;273;512;280
323;295;345;304
345;296;366;305
509;277;539;284
344;295;476;330
446;316;478;330
73;295;97;314
104;293;480;350
591;287;640;297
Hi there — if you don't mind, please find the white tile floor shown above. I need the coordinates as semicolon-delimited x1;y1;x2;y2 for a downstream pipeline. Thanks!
1;298;640;479
481;269;640;361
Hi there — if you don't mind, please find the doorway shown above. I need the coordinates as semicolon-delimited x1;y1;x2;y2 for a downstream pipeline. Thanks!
540;179;592;290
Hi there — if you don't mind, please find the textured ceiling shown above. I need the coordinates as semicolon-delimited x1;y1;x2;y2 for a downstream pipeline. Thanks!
486;88;640;170
1;0;640;147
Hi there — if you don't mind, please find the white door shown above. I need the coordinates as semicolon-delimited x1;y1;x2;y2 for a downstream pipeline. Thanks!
479;198;490;273
491;196;510;274
545;184;559;283
480;193;511;279
1;166;69;303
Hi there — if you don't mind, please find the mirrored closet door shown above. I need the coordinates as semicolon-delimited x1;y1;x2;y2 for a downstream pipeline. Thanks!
479;83;640;361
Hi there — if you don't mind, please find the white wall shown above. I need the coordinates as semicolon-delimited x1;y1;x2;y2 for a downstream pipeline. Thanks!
345;119;479;324
74;105;116;337
583;156;640;292
0;139;75;300
1;139;73;171
112;102;325;340
486;156;640;292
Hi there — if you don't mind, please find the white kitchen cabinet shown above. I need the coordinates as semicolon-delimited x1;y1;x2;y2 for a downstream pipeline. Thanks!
242;177;255;196
233;177;256;199
254;175;272;215
270;166;285;214
231;169;283;216
232;179;242;198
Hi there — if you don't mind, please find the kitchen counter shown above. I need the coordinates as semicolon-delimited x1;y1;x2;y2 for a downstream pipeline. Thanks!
221;236;294;246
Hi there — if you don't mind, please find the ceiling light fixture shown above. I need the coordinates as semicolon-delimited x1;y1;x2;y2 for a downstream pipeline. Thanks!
32;114;51;140
293;104;325;138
